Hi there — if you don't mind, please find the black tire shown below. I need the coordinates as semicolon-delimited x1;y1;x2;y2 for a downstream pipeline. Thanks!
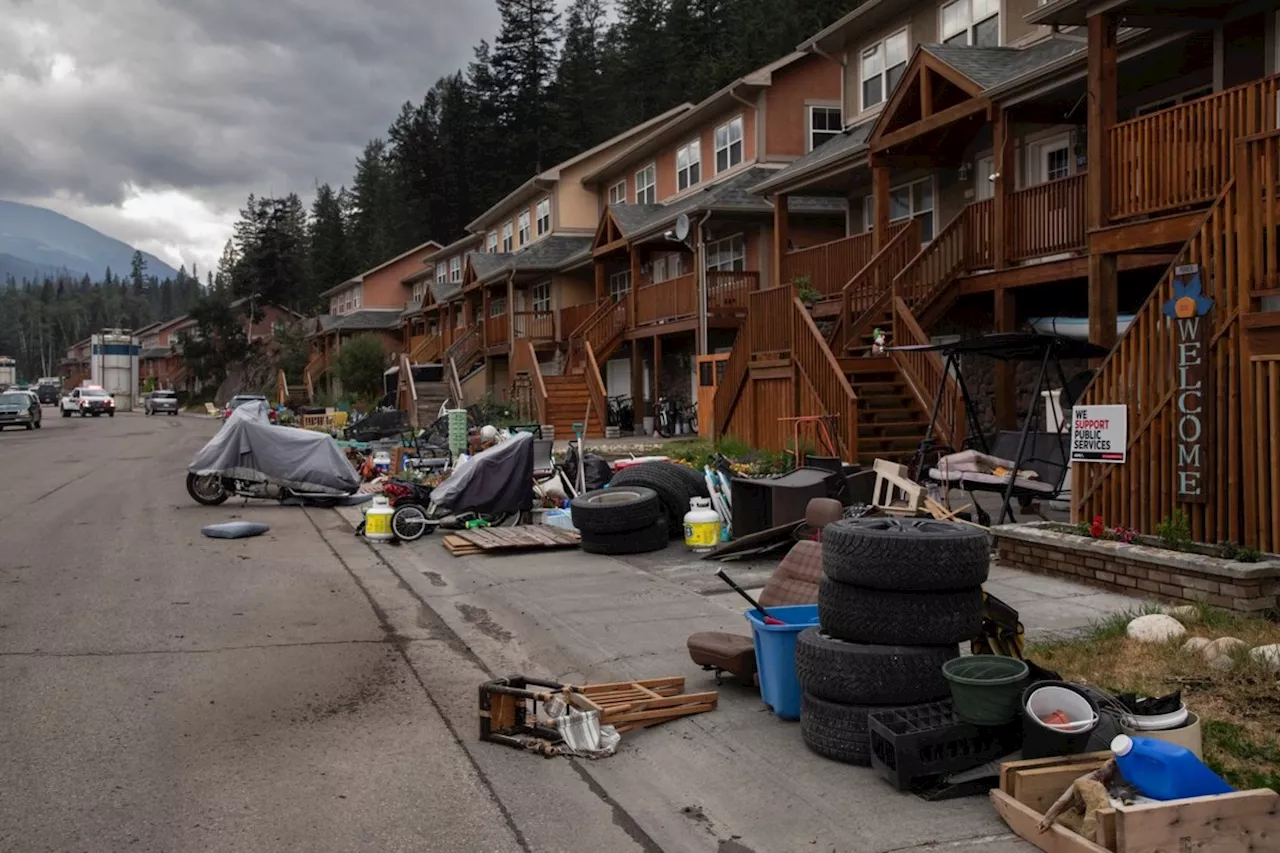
108;411;114;417
610;463;709;538
822;518;990;591
392;504;432;541
34;421;40;429
571;487;662;535
25;423;33;430
818;577;983;646
580;517;668;555
800;694;914;766
62;410;70;418
186;472;229;506
795;628;957;706
668;463;712;498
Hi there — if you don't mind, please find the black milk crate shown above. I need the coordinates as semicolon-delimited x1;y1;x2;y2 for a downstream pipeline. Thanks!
868;700;1020;792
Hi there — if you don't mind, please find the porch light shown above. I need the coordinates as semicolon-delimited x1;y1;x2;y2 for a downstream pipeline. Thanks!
958;162;971;181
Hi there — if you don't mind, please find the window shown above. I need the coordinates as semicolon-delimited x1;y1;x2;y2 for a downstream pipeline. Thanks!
860;29;908;110
352;288;361;309
608;180;627;206
714;117;744;173
808;106;842;152
536;198;550;235
634;164;656;204
531;281;550;312
608;270;631;302
486;232;498;252
449;256;461;283
863;178;935;242
518;210;531;244
941;0;999;47
1030;135;1072;184
706;234;746;272
975;154;995;201
413;280;429;303
489;296;506;318
329;297;338;314
502;221;514;252
436;262;448;285
676;139;701;191
651;253;686;283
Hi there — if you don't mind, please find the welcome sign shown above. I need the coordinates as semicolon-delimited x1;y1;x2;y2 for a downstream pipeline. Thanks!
1163;263;1213;503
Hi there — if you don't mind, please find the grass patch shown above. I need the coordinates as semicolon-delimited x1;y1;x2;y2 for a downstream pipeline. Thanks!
1027;606;1280;792
653;436;795;476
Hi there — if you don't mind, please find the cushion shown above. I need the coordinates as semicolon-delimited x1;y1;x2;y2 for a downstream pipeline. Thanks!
935;448;1019;474
928;468;1057;494
201;522;270;539
759;540;822;607
686;632;757;676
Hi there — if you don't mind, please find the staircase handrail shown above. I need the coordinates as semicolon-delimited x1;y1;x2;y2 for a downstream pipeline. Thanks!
790;296;859;458
712;327;750;439
568;299;627;368
583;341;609;431
400;352;419;428
889;296;965;451
512;338;548;425
842;220;922;351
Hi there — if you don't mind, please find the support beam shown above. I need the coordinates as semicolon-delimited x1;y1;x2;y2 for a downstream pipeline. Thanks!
920;68;932;119
872;162;891;251
773;193;790;287
652;334;663;435
631;342;644;421
1086;12;1117;230
594;260;605;302
993;107;1015;269
629;248;641;333
1087;253;1118;353
994;287;1016;430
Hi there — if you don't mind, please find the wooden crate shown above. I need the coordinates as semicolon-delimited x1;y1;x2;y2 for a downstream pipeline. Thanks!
990;752;1280;853
568;677;718;734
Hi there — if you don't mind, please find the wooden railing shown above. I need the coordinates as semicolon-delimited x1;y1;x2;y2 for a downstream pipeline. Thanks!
567;299;627;368
748;286;795;355
1008;174;1087;262
1108;73;1280;220
634;272;698;326
408;333;442;364
511;338;547;424
890;296;964;451
560;303;598;340
513;311;555;342
712;330;750;439
448;324;482;373
791;296;859;457
707;270;759;312
484;312;510;348
583;341;609;431
894;204;986;316
965;198;994;269
842;220;922;350
400;353;419;427
780;232;878;298
277;369;289;405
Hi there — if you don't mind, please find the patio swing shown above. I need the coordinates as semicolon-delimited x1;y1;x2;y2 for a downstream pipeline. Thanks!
889;332;1109;527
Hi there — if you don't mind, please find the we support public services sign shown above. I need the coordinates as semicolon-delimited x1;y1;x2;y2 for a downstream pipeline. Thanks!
1070;404;1127;463
1163;263;1213;503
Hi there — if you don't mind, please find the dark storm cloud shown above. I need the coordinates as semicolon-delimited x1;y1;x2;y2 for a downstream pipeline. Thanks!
0;0;499;207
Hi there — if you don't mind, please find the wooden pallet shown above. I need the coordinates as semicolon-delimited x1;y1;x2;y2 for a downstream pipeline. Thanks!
990;752;1280;853
442;525;581;557
568;677;718;734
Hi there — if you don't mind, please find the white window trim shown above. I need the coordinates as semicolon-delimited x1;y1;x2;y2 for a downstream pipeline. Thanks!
862;176;936;231
608;180;627;206
517;210;531;245
531;281;551;313
436;262;448;285
1028;133;1073;185
634;163;656;204
449;256;462;283
714;115;745;175
940;0;1000;48
676;138;702;192
535;198;551;236
608;270;632;301
859;27;909;114
806;104;843;153
705;233;747;272
486;232;498;252
501;221;514;252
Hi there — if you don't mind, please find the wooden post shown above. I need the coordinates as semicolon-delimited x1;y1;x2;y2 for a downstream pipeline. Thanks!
628;247;640;331
631;340;644;420
1088;253;1118;352
993;107;1015;270
1086;11;1117;230
594;260;605;303
872;161;891;251
773;193;789;287
653;334;663;432
994;286;1016;430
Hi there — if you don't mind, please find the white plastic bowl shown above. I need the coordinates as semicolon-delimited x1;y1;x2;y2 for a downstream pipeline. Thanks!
1026;685;1097;731
1123;705;1189;731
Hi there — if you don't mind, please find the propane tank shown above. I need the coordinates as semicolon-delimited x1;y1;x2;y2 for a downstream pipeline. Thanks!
683;497;721;552
364;496;395;542
372;450;392;475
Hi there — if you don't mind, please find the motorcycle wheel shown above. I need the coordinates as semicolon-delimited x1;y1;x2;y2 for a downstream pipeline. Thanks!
392;503;432;541
186;472;229;506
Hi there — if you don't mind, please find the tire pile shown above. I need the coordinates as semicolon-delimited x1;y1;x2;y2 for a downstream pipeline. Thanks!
606;462;711;538
797;518;990;765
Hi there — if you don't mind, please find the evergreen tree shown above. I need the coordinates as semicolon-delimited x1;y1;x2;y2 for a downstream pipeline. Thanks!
309;183;356;300
548;0;611;163
491;0;562;174
608;0;671;127
464;42;510;220
347;139;397;271
386;97;443;252
435;72;481;242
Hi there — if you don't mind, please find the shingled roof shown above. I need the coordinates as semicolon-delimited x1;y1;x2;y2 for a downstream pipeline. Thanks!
921;38;1084;90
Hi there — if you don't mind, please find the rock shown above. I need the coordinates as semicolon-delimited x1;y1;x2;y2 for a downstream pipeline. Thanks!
1166;605;1200;622
1182;637;1212;654
1250;644;1280;672
1126;614;1187;643
1203;637;1247;672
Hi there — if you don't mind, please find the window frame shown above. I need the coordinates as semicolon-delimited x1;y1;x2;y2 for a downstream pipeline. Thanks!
634;163;656;204
486;232;498;252
862;176;936;241
517;210;531;245
676;138;702;191
714;115;744;174
705;234;747;273
859;27;909;112
501;221;514;252
608;270;631;302
940;0;1000;47
449;256;461;283
807;105;842;152
436;262;448;285
608;180;627;206
531;281;551;313
535;198;550;236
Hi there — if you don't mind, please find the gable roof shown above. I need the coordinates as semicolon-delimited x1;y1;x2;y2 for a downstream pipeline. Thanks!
466;235;597;287
922;39;1085;91
324;309;404;332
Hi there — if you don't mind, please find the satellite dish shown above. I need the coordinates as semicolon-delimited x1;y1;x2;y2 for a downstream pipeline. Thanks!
674;213;691;242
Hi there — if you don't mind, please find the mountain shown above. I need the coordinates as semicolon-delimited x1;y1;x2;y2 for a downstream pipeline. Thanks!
0;200;180;283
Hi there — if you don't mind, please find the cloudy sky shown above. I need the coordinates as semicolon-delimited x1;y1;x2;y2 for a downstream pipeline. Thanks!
0;0;501;274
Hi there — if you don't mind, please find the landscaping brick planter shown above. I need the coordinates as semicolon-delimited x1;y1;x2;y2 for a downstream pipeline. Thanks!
993;523;1280;615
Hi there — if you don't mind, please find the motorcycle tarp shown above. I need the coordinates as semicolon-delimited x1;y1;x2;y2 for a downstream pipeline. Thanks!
188;400;361;494
429;431;534;515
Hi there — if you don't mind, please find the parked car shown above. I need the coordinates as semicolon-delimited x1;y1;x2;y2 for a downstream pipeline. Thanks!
61;386;115;418
35;382;61;405
144;389;180;416
0;389;42;430
224;394;276;423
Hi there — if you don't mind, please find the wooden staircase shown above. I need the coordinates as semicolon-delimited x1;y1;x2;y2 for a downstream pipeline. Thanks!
542;374;604;438
841;356;932;463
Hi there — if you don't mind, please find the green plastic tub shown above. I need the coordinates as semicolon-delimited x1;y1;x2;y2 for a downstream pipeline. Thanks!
942;655;1030;726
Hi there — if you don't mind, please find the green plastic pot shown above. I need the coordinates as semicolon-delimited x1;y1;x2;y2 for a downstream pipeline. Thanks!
942;655;1030;726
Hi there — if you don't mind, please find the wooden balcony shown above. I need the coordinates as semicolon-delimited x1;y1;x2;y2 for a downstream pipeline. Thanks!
780;232;877;298
513;310;555;343
1007;174;1087;262
634;272;697;327
483;313;510;351
1107;73;1280;221
707;271;759;315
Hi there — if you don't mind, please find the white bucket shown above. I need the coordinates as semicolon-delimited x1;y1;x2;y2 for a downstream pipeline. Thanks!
1026;685;1099;731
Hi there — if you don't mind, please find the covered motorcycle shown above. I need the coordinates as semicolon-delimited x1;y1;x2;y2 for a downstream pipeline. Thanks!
429;431;534;516
186;400;361;505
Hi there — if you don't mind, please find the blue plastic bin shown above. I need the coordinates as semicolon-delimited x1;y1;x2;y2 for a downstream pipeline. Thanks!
745;604;820;720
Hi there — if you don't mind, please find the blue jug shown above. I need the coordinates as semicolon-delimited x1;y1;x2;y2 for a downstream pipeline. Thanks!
1111;734;1233;801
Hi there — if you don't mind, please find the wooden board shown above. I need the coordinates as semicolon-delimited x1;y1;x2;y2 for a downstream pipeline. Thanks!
456;525;581;551
567;677;717;733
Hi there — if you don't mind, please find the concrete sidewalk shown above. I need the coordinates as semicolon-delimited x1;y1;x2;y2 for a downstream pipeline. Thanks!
336;508;1151;852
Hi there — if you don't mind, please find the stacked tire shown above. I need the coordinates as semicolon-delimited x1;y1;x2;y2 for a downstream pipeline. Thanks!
570;486;668;555
607;462;711;538
797;518;989;765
